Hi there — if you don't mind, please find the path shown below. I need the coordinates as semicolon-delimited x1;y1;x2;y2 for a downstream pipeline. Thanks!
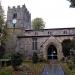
42;61;65;75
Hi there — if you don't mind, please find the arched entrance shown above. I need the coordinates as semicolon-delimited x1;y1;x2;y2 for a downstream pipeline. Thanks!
47;45;57;60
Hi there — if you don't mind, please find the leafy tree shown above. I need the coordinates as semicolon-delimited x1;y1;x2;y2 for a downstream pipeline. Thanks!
1;24;8;44
0;16;4;28
0;23;8;59
0;3;6;59
11;52;23;71
32;18;45;30
68;0;75;7
62;39;72;57
32;52;38;63
0;3;4;28
0;4;9;60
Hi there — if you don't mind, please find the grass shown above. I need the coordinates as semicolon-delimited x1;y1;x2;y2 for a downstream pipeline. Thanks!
61;62;75;75
0;61;45;75
23;61;45;75
0;66;13;75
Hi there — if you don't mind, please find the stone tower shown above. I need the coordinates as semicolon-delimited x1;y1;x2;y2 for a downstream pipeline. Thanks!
7;4;31;30
6;4;31;53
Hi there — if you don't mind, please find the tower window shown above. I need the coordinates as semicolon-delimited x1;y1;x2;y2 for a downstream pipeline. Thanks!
13;13;17;19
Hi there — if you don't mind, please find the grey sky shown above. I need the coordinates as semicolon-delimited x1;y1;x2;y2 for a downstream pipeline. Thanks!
1;0;75;28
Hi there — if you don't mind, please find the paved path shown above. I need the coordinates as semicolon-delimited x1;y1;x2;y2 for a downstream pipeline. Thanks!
42;62;65;75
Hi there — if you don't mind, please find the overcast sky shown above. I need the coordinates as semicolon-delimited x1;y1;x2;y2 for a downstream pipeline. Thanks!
1;0;75;28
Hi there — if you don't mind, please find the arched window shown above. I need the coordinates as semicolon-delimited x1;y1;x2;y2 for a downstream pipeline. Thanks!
32;38;37;50
13;13;17;19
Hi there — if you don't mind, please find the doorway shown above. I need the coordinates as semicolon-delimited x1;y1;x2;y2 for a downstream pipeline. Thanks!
47;45;57;60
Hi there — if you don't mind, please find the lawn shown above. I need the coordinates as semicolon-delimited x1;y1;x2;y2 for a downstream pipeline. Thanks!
61;62;75;75
0;66;13;75
23;61;45;75
0;61;45;75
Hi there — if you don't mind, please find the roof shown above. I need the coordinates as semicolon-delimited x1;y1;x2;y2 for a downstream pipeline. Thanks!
25;27;75;31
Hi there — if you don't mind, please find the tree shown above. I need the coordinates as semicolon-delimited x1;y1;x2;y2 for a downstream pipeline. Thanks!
0;3;9;59
0;22;9;59
62;39;72;57
32;18;45;30
0;3;4;28
1;24;8;44
68;0;75;7
0;3;6;59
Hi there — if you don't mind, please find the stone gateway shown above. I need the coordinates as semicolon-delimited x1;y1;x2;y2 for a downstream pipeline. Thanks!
6;4;75;61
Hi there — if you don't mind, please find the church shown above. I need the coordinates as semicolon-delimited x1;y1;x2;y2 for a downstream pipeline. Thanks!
6;4;75;61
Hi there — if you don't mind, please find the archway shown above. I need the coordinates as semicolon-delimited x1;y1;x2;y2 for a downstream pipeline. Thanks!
47;45;57;60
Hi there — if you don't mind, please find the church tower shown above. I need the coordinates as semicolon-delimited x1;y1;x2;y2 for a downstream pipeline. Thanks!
6;4;31;53
7;4;31;30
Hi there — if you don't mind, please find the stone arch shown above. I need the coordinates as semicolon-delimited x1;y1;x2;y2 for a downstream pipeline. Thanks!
42;36;63;61
47;44;57;59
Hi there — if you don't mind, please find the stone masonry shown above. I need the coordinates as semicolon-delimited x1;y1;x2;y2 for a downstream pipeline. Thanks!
7;4;75;60
7;4;31;29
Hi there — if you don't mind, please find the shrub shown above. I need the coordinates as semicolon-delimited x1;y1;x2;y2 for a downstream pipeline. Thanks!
11;52;23;71
68;63;74;70
3;53;12;59
39;58;47;63
0;71;12;75
32;52;38;63
39;58;43;62
73;55;75;64
0;45;5;59
60;57;65;62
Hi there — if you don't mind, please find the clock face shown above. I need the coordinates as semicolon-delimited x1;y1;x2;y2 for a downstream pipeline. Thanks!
12;19;17;24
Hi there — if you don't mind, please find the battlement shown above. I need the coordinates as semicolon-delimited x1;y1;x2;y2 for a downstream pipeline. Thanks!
8;4;27;10
8;4;30;15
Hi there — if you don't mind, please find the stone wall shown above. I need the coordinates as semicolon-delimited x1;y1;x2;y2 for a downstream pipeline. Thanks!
16;28;75;60
24;28;75;36
6;4;75;60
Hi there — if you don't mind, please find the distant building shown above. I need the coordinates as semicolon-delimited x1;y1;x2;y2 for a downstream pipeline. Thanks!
7;4;75;61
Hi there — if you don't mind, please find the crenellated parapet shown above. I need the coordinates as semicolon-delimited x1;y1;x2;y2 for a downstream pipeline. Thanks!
17;5;20;9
